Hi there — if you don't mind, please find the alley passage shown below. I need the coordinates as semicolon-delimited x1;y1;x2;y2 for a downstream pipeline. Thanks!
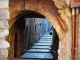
19;32;54;60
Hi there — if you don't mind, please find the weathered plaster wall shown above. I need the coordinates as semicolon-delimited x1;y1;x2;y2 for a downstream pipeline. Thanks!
53;0;72;60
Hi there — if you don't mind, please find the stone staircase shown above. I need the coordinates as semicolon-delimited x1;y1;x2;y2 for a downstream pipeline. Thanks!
18;32;54;60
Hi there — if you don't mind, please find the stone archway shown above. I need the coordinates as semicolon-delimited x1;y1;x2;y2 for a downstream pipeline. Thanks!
0;0;71;60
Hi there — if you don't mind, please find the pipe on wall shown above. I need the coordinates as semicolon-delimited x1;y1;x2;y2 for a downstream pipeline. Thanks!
71;7;79;60
75;7;79;60
58;16;66;30
72;8;75;60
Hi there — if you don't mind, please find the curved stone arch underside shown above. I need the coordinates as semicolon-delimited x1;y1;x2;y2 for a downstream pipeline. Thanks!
8;0;71;60
9;0;67;43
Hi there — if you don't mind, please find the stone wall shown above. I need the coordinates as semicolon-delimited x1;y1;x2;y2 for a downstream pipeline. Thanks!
0;0;72;60
53;0;72;60
0;0;10;60
7;17;52;59
9;0;72;60
7;22;24;60
25;18;52;49
7;25;14;60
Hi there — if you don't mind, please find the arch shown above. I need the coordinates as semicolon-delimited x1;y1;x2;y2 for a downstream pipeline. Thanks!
9;0;71;60
9;0;68;42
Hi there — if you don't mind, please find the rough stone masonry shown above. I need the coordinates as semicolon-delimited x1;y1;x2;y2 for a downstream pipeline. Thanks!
1;0;72;60
0;0;77;60
0;0;10;60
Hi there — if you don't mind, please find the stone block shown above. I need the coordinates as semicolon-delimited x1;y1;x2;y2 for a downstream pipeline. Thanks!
0;57;7;60
0;8;9;19
0;48;8;60
0;0;9;8
0;29;9;38
53;0;67;9
0;20;8;28
0;40;10;48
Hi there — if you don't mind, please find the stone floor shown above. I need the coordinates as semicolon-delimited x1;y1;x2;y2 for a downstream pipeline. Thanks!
18;32;54;60
14;58;18;60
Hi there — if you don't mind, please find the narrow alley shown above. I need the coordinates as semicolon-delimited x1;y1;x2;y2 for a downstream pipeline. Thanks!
1;0;80;60
19;32;54;60
6;3;59;59
7;16;59;60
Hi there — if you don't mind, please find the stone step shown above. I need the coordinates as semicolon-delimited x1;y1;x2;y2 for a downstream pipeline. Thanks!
43;34;52;36
44;34;52;35
38;40;52;43
43;35;52;37
27;49;50;53
19;58;54;60
42;37;52;38
34;43;52;46
40;39;52;41
20;52;54;59
14;58;18;60
31;46;51;49
19;32;54;60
